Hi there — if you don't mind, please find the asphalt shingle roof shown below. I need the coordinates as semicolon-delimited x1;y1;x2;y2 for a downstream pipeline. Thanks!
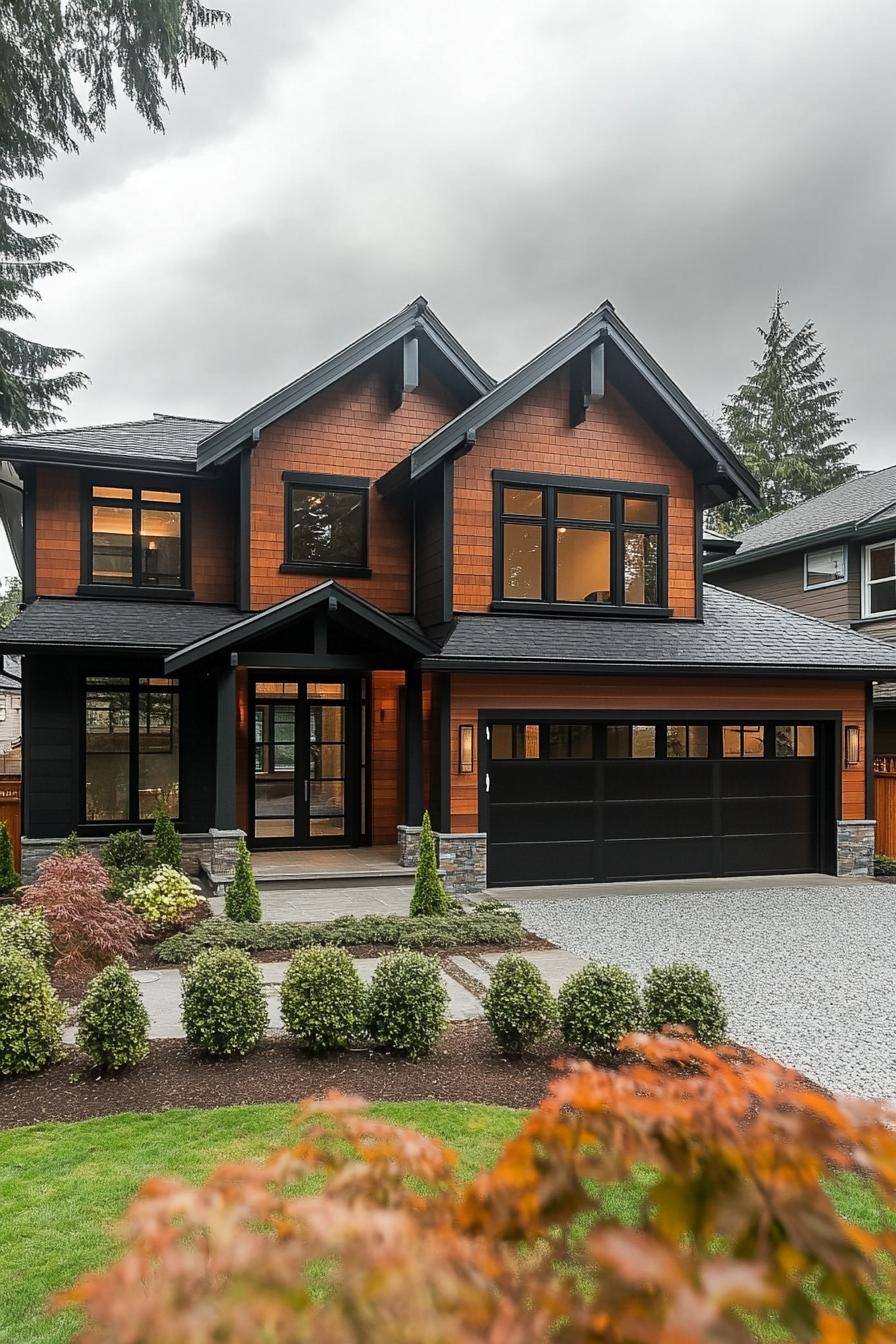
1;414;223;465
730;466;896;556
0;598;240;652
424;585;896;676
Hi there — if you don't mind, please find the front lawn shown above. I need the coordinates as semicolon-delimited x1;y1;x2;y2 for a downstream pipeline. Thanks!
0;1100;525;1344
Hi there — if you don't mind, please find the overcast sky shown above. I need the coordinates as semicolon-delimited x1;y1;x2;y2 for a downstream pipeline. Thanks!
5;0;896;577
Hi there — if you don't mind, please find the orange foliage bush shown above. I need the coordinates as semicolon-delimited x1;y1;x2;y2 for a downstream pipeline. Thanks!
60;1033;896;1343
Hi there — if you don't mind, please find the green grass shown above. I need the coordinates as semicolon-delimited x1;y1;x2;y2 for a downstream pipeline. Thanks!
0;1100;524;1344
0;1102;892;1344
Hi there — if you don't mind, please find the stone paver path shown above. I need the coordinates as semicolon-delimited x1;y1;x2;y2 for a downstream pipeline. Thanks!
208;884;412;922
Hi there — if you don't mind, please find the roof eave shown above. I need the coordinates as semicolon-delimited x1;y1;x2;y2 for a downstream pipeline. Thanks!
419;655;896;679
0;444;200;475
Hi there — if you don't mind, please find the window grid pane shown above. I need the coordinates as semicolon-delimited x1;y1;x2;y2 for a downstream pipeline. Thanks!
289;487;365;567
503;523;543;599
92;505;133;584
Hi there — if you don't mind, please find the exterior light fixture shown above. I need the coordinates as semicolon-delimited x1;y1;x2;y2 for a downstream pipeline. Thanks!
458;724;474;774
845;724;861;768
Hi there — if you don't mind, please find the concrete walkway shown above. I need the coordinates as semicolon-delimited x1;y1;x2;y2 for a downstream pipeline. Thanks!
208;884;412;922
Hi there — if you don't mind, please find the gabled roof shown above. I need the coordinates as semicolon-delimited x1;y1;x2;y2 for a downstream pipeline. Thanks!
378;302;761;508
164;580;435;673
0;413;223;473
706;466;896;573
421;584;896;679
0;597;240;654
196;298;494;471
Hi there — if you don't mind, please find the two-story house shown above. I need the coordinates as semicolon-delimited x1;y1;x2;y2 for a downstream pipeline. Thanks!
705;469;896;756
3;297;896;890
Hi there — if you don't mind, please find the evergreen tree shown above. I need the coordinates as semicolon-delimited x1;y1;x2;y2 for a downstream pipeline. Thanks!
713;294;857;533
0;577;22;627
152;801;183;871
0;2;229;431
0;821;20;894
225;839;261;923
410;811;449;917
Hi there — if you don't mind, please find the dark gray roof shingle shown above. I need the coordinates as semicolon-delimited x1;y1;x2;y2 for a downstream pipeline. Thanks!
424;585;896;676
0;414;223;466
0;598;240;652
726;466;896;556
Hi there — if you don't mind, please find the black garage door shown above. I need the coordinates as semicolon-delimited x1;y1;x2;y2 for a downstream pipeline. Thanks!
484;719;830;886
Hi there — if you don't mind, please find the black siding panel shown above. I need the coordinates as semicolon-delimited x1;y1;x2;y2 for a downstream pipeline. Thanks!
179;667;217;832
23;655;79;837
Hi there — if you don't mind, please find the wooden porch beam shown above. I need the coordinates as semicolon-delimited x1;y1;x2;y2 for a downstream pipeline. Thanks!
235;652;383;670
214;665;237;830
403;666;424;825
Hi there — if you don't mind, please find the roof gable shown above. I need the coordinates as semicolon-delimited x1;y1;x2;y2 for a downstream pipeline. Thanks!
378;302;760;507
196;298;493;471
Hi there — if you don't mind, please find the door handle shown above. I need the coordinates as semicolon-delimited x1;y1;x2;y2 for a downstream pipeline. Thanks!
304;779;309;802
485;772;490;793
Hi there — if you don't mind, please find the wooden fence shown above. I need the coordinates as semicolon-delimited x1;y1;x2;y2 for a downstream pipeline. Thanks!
0;776;21;870
874;757;896;859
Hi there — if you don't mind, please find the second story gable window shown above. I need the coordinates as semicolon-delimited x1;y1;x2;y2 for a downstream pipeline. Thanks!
863;539;896;618
804;544;847;590
281;472;370;576
86;484;186;592
494;471;667;613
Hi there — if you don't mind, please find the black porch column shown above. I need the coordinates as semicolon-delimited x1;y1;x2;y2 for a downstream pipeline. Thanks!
403;666;423;825
215;664;238;830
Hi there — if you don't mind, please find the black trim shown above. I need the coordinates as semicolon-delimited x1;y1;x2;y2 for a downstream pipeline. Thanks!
239;447;252;612
215;666;237;830
494;468;670;497
279;562;372;578
442;459;454;625
490;601;673;620
282;472;370;575
695;480;705;621
281;471;370;489
21;465;36;604
81;673;182;827
77;584;195;602
866;681;875;820
80;474;191;595
421;657;894;679
435;671;451;832
2;445;201;476
404;666;423;824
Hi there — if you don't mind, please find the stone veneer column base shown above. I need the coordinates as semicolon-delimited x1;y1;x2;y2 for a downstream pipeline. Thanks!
836;820;876;877
396;825;488;896
20;832;216;883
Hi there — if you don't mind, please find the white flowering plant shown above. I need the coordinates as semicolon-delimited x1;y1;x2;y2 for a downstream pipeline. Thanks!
123;865;200;929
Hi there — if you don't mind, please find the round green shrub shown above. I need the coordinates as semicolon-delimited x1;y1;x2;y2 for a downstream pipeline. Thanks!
123;866;199;928
557;963;642;1056
483;953;555;1054
181;947;268;1056
280;946;366;1053
0;948;64;1075
0;905;52;964
643;963;728;1046
365;950;447;1060
77;957;149;1070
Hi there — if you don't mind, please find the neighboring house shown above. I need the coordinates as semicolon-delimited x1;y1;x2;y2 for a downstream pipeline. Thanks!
705;468;896;753
2;296;896;890
0;655;21;774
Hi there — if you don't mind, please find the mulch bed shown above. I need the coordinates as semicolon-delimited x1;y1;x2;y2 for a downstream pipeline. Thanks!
0;1021;563;1129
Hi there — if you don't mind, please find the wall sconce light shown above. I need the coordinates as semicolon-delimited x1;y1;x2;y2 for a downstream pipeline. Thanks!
845;724;861;768
458;724;474;774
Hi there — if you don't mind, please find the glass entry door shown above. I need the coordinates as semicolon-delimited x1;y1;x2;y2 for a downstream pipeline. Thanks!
251;679;363;847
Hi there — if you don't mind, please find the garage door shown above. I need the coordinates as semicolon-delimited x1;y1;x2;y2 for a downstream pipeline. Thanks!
485;719;828;886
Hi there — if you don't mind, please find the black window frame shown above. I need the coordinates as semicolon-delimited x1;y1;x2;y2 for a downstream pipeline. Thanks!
80;476;192;600
280;471;371;577
492;469;669;616
81;673;181;828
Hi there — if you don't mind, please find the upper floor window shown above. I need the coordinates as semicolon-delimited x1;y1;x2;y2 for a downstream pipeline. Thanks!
495;472;666;610
88;484;185;590
804;544;847;590
282;472;369;575
863;540;896;618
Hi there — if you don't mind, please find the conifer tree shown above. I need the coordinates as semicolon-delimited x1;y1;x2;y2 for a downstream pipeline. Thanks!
225;839;261;923
0;821;20;894
714;294;857;533
152;801;183;871
410;811;449;917
1;2;229;431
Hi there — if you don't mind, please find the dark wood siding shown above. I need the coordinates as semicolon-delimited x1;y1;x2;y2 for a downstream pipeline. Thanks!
710;544;861;624
23;655;79;837
413;461;452;628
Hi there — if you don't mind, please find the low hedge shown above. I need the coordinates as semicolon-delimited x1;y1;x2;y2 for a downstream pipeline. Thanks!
157;908;523;964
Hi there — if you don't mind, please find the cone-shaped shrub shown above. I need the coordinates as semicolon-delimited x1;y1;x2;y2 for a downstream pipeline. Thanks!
152;802;183;871
410;811;449;917
483;952;556;1054
0;948;64;1074
0;820;19;894
643;963;727;1046
366;950;447;1059
225;839;261;922
77;958;149;1070
557;963;642;1056
57;832;84;857
181;947;267;1055
280;946;366;1053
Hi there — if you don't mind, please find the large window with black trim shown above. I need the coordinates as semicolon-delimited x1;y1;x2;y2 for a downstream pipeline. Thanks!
84;676;180;823
85;483;187;591
494;471;666;610
282;472;369;575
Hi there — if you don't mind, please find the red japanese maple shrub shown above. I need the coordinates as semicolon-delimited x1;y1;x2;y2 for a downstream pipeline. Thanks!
21;852;144;981
60;1034;896;1343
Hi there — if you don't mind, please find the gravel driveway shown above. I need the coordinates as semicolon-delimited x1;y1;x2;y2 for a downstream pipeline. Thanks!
501;878;895;1099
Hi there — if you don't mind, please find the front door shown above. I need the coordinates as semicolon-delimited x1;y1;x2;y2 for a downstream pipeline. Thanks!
250;679;365;847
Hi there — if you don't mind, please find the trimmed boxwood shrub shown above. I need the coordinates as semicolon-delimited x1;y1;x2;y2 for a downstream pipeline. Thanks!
156;908;524;963
365;950;447;1059
0;905;52;964
181;947;268;1056
557;963;642;1056
280;946;366;1053
225;839;261;923
0;947;64;1075
643;962;727;1046
483;953;555;1054
123;866;199;929
101;830;152;901
77;958;149;1070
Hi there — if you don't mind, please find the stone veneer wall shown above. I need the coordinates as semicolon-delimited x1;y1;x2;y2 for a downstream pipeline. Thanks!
836;819;876;877
397;825;488;896
20;832;214;882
